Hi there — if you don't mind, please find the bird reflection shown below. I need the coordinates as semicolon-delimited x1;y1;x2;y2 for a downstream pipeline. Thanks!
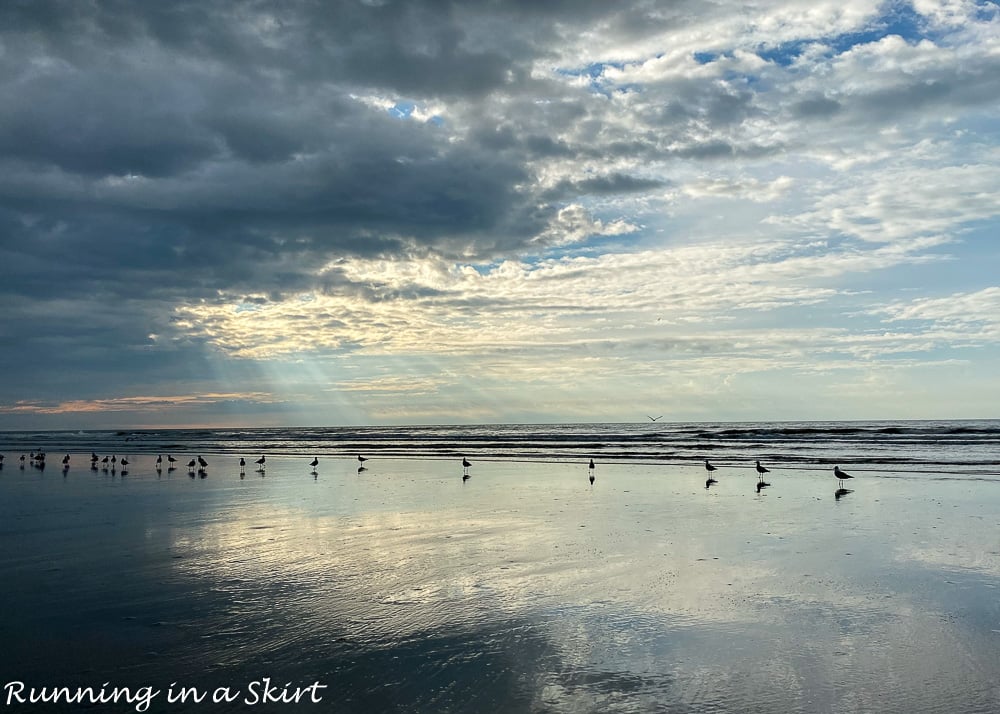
835;488;853;500
705;477;717;489
756;480;770;493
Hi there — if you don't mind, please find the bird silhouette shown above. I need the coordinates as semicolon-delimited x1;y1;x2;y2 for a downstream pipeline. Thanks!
647;415;663;422
239;457;246;474
156;455;163;468
167;455;177;466
256;455;266;471
197;455;208;470
705;460;717;473
462;457;471;478
834;465;854;487
755;461;770;481
310;457;319;471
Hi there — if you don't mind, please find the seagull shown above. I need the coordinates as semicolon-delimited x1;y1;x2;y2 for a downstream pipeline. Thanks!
357;455;368;464
101;455;109;466
255;455;266;470
187;459;196;470
462;457;471;477
704;460;717;473
239;457;246;474
120;457;129;470
589;458;595;470
755;460;770;481
167;454;177;466
197;455;208;469
310;457;319;471
62;454;70;466
834;465;854;487
647;415;663;422
156;455;163;468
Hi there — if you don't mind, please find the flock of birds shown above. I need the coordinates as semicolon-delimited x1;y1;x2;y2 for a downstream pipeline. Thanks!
703;458;855;497
6;450;856;495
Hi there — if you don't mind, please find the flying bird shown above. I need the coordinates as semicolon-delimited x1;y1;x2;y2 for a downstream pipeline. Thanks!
834;465;854;487
647;415;663;422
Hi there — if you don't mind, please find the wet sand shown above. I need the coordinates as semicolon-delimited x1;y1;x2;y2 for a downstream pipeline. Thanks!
1;454;999;712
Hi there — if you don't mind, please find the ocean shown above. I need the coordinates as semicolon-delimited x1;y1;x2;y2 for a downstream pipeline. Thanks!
2;421;999;712
2;419;998;474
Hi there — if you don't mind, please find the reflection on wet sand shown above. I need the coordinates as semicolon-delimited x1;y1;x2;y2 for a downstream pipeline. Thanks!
2;457;1000;712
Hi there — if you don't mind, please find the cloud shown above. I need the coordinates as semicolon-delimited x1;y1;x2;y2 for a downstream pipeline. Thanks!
1;0;998;424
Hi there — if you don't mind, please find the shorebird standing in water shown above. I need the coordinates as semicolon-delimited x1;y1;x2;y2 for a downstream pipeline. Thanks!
156;454;162;469
310;457;319;472
255;455;266;472
834;465;854;487
588;458;595;485
704;460;718;488
755;460;770;482
239;457;246;475
462;457;471;479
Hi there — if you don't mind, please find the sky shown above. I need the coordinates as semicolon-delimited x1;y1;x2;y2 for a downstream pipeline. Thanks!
1;0;999;428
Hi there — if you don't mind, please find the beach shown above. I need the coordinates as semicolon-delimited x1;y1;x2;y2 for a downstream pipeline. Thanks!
2;448;999;712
